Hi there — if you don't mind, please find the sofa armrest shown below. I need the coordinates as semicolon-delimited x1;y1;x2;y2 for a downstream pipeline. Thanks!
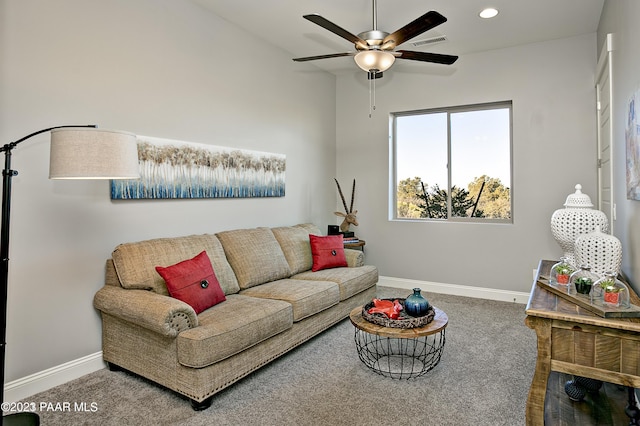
344;249;364;267
94;286;198;337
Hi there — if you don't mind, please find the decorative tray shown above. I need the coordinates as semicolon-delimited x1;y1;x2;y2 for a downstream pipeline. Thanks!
537;275;640;318
362;298;435;328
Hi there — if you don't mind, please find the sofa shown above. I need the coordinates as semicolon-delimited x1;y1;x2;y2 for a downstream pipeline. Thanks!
93;223;378;409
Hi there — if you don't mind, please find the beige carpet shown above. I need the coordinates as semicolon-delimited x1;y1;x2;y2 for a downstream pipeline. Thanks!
19;287;537;425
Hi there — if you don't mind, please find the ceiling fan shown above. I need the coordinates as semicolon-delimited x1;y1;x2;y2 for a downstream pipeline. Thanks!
292;0;458;79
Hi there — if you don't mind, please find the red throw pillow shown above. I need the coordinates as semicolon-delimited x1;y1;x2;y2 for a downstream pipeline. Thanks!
309;234;348;272
155;251;226;314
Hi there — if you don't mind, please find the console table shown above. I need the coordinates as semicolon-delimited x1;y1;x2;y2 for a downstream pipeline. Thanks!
525;259;640;425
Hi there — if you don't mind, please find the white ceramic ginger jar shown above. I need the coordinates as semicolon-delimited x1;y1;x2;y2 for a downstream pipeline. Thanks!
575;226;622;276
550;184;609;265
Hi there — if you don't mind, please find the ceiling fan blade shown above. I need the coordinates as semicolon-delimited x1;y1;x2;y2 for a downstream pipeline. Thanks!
303;14;368;49
292;52;355;62
382;11;447;49
397;50;458;65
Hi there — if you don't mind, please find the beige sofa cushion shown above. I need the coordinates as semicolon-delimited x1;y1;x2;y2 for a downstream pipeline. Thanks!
112;234;240;296
177;294;292;368
271;226;314;275
217;227;291;290
271;223;325;275
293;265;378;301
294;223;322;235
240;279;339;322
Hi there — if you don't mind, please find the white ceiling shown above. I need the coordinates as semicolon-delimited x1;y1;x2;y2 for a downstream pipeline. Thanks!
193;0;605;75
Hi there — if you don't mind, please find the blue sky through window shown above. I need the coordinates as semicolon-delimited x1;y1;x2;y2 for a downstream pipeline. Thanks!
396;107;510;191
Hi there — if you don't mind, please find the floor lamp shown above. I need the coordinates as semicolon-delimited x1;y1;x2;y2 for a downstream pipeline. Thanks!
0;126;139;425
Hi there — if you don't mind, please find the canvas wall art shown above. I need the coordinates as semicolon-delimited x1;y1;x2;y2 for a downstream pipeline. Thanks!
627;90;640;200
111;136;286;199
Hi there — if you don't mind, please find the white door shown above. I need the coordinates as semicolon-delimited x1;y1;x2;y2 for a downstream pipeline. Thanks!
596;34;615;233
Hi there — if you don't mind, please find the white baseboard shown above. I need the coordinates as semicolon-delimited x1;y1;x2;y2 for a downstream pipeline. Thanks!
4;352;106;402
3;277;530;401
378;276;531;304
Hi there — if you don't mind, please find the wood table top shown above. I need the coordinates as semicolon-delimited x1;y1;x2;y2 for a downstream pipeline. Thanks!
349;305;448;338
526;259;640;333
344;240;365;248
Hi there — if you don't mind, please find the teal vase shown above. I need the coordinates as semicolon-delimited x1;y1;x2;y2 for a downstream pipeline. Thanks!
405;288;430;317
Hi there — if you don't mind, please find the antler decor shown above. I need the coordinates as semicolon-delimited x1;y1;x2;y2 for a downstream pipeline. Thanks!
334;178;358;232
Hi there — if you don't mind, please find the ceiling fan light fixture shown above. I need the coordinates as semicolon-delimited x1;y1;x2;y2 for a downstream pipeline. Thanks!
479;8;499;19
354;50;396;72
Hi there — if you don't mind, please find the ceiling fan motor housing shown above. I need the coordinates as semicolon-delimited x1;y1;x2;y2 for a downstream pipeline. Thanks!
357;30;389;48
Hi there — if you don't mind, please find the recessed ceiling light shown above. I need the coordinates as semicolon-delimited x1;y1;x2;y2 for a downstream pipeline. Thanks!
479;8;499;19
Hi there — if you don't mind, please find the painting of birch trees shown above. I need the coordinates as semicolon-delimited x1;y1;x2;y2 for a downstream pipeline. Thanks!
111;136;286;199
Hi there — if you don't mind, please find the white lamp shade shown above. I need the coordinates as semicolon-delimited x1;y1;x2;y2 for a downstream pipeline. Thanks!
354;50;396;72
49;128;140;179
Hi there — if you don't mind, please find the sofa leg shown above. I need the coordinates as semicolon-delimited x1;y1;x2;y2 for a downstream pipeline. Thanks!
107;362;123;372
190;396;213;411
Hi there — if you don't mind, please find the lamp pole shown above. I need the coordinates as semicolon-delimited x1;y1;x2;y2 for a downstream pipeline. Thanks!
0;125;96;426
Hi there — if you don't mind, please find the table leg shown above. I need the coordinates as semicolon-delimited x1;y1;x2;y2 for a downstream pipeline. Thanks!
626;386;640;425
353;327;446;379
525;316;552;426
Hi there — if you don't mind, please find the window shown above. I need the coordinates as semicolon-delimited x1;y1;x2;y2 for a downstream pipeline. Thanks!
391;101;512;222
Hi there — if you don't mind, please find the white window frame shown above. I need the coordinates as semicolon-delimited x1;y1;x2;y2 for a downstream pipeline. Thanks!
390;101;513;223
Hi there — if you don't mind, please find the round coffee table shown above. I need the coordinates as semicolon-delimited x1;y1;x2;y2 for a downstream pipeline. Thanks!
349;305;448;379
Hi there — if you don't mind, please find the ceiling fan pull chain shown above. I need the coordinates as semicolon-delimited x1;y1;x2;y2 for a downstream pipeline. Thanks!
372;74;376;112
367;70;378;118
368;71;373;118
368;72;371;117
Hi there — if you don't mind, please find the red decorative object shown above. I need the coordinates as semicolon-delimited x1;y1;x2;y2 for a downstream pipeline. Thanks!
309;234;348;271
155;251;226;314
557;274;570;284
363;299;435;328
367;298;403;320
604;291;620;305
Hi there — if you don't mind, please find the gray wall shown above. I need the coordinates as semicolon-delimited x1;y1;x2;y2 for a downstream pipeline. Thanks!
597;0;640;292
335;33;599;293
0;0;621;386
0;0;336;382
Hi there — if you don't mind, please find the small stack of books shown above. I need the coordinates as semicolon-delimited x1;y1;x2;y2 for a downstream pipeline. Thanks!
343;236;360;245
